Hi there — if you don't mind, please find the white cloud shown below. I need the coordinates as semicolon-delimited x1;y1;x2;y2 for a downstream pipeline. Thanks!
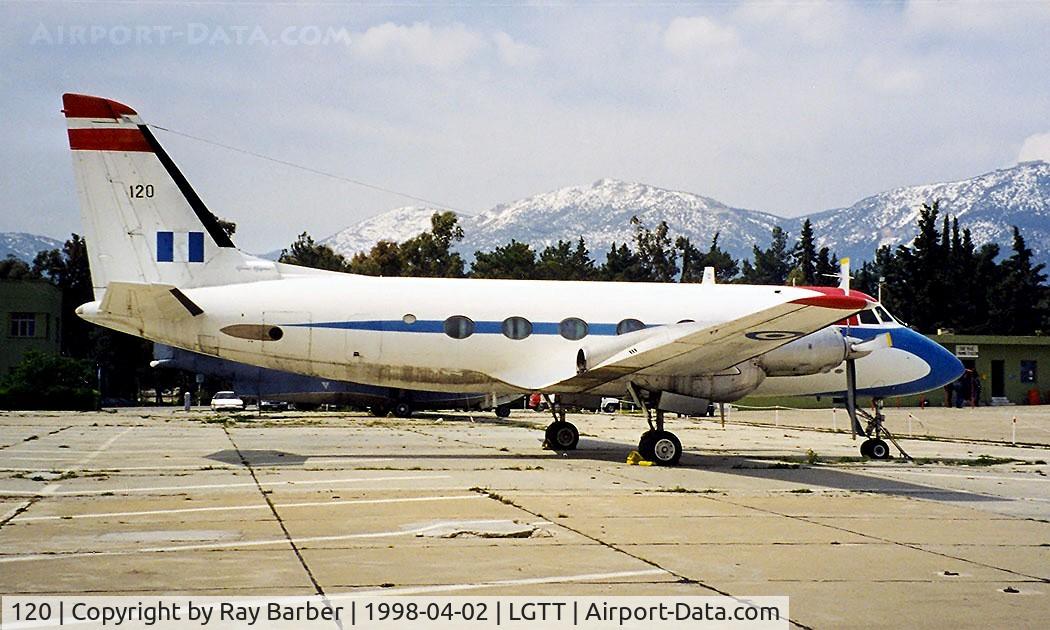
734;0;848;45
1018;132;1050;163
351;22;485;70
904;0;1050;38
663;16;743;67
493;31;540;68
858;56;922;94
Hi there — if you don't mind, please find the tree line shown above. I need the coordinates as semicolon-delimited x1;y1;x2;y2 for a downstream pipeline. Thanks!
280;203;1049;335
1;200;1045;405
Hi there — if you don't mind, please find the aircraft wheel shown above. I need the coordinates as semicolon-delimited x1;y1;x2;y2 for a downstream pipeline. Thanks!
869;438;891;460
638;430;658;455
545;421;579;450
649;431;683;466
393;402;412;418
369;404;390;417
859;439;874;458
495;403;512;418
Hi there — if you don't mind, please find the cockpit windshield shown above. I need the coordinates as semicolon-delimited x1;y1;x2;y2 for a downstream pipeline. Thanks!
851;304;899;327
875;306;895;323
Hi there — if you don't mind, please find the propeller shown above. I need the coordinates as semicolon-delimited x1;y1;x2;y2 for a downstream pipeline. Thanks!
846;332;892;360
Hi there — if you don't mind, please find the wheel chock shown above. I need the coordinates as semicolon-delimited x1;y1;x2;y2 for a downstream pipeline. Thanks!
626;450;653;466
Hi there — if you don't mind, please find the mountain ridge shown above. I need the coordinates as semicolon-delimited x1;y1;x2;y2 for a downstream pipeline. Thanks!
322;161;1050;266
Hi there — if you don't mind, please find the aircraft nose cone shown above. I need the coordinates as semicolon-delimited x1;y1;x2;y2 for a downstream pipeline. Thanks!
924;335;964;389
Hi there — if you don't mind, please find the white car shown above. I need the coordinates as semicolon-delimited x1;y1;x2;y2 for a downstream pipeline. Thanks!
210;391;245;411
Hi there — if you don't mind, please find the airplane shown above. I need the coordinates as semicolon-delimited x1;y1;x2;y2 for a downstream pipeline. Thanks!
63;93;964;465
151;343;516;417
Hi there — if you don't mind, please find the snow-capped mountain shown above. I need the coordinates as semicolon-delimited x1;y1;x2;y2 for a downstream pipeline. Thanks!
322;206;466;257
461;179;781;259
800;161;1050;264
0;232;63;263
323;180;782;262
319;161;1050;267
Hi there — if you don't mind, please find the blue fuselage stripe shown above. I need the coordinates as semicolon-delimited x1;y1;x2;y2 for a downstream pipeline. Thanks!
292;320;625;336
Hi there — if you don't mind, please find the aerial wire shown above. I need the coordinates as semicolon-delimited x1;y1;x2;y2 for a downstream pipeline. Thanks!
148;123;474;217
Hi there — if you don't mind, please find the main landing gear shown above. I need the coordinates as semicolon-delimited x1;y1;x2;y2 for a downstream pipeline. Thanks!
844;359;909;460
628;383;683;466
541;394;579;451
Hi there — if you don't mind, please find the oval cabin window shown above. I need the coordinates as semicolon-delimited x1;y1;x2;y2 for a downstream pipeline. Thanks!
502;316;532;340
443;315;475;339
616;319;645;335
559;317;588;340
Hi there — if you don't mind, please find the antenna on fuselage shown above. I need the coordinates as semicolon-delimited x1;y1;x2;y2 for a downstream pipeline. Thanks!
702;267;716;284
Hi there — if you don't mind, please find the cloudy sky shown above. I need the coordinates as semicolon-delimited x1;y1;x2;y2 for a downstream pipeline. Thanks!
3;1;1049;254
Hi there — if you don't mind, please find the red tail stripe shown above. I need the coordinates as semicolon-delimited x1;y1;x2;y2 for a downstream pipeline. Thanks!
62;93;138;119
68;128;153;152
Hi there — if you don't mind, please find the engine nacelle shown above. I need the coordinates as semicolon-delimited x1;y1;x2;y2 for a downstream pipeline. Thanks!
759;326;848;377
634;359;766;402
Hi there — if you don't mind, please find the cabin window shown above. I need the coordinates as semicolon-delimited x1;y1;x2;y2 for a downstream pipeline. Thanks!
875;307;893;323
616;318;645;335
443;315;475;339
403;314;417;325
677;319;695;324
502;316;532;340
559;317;588;340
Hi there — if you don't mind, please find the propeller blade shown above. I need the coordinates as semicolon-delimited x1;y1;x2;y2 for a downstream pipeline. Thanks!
846;332;893;360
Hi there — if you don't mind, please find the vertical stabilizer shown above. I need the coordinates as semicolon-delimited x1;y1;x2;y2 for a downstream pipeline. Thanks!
63;94;275;299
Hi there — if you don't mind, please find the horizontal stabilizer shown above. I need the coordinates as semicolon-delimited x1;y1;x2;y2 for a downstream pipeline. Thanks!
97;282;203;321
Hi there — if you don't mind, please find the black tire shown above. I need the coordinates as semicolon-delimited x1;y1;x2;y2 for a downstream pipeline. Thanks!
859;439;874;458
648;430;683;466
393;402;412;418
638;430;658;457
603;402;618;413
495;403;512;418
369;404;390;417
869;438;891;460
545;421;579;450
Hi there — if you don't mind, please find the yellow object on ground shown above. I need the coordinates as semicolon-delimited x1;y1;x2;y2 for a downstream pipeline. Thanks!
625;450;653;466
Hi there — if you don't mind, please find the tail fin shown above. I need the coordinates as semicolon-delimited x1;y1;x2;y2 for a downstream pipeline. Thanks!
63;94;275;299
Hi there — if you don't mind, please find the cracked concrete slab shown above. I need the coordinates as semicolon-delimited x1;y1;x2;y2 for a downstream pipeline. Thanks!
0;406;1046;628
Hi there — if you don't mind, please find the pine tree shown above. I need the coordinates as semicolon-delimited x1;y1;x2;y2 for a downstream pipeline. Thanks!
632;218;678;282
536;238;597;280
279;232;349;272
470;240;537;279
601;242;646;281
990;227;1049;334
398;212;466;278
742;226;792;285
792;219;818;285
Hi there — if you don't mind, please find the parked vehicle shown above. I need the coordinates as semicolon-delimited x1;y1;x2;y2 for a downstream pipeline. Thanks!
210;391;245;411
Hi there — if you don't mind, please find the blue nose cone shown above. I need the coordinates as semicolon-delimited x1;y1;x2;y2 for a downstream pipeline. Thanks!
923;334;965;389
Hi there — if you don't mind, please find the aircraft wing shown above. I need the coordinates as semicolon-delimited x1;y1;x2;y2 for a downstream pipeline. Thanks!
495;290;870;392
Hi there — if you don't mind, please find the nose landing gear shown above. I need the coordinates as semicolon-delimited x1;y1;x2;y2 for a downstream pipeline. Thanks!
845;361;910;461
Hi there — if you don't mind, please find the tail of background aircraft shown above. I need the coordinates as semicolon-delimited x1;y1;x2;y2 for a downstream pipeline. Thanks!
63;93;278;299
